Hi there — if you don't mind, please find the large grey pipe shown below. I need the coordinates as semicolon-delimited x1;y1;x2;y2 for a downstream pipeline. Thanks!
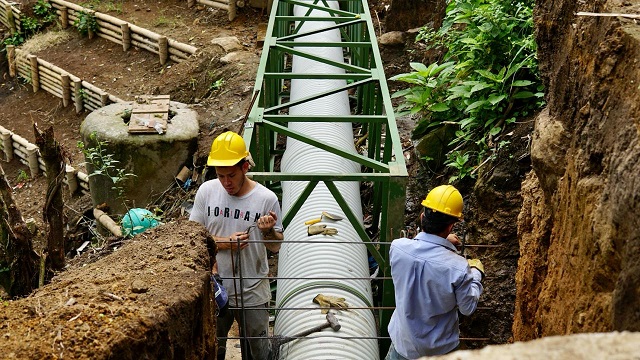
274;1;379;359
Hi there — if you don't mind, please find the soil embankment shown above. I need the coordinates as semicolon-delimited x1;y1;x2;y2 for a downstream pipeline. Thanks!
514;0;640;338
0;219;217;359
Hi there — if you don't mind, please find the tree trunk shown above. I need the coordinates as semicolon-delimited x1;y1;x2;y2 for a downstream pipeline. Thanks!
0;164;38;296
34;124;67;271
385;0;446;32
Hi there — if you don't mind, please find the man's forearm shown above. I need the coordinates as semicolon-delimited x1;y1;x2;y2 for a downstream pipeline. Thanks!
213;235;236;251
263;228;283;252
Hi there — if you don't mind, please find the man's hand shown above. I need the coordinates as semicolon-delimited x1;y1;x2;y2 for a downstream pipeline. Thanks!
467;258;485;280
258;210;277;233
217;232;249;251
259;210;283;252
447;233;462;247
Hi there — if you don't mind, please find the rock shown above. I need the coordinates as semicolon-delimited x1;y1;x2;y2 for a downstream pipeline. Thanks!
131;280;149;294
530;108;568;197
220;51;250;64
210;36;243;52
378;31;405;46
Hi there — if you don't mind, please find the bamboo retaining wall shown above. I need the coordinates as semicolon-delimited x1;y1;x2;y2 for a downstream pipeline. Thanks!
7;46;125;113
50;0;198;64
0;0;22;34
188;0;237;21
0;125;89;196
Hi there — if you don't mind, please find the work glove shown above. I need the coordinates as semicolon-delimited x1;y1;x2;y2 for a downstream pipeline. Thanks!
307;224;339;236
467;259;485;280
322;227;338;236
313;294;349;314
321;211;343;221
211;274;228;316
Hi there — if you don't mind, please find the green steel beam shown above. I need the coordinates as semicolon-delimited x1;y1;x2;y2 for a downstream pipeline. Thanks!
279;19;364;42
275;16;358;22
275;41;371;47
264;72;371;80
325;181;384;268
264;114;387;123
259;119;389;172
249;172;393;181
273;44;370;73
264;77;376;114
286;0;357;18
281;180;319;228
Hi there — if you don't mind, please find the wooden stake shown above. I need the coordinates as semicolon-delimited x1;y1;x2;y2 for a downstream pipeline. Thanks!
6;45;16;77
65;165;79;195
0;127;13;161
121;23;131;51
5;4;16;34
25;144;40;178
29;55;40;93
61;6;69;29
100;92;109;107
73;80;83;113
158;36;169;65
228;0;237;22
61;74;71;107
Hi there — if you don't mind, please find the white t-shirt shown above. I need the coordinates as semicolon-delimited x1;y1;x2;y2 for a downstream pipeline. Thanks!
190;179;283;306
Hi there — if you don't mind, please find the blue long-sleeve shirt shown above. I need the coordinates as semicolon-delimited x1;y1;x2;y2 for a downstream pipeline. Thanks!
387;232;483;358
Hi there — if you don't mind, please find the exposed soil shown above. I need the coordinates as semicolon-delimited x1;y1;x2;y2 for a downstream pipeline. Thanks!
0;218;217;359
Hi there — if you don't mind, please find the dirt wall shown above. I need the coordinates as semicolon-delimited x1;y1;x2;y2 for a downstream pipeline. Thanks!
513;0;640;339
0;219;218;359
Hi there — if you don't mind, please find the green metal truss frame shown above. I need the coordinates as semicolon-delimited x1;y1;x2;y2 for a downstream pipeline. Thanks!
243;0;407;353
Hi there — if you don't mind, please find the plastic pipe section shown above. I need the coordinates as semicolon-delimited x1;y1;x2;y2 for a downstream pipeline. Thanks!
274;1;379;359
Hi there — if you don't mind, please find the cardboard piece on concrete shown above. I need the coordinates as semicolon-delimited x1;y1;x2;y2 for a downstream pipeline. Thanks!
128;95;170;134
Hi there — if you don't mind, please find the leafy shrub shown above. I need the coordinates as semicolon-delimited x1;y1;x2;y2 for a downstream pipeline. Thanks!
3;33;25;46
33;0;58;25
391;0;544;182
78;132;135;202
20;16;40;36
74;11;99;37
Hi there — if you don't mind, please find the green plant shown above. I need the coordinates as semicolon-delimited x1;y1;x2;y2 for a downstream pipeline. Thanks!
103;1;123;14
391;0;544;181
74;11;99;37
154;15;173;28
209;78;225;92
446;151;474;183
20;16;40;36
189;78;198;90
77;88;87;100
16;169;29;183
33;0;57;25
78;132;136;202
3;33;25;46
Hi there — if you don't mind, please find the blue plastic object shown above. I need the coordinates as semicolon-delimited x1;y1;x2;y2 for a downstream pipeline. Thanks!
121;208;159;236
211;274;228;315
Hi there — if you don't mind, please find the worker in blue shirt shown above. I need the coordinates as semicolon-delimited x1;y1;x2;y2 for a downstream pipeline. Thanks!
386;185;484;359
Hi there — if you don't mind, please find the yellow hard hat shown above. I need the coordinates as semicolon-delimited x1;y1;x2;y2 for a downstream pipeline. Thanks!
207;131;249;166
421;185;464;219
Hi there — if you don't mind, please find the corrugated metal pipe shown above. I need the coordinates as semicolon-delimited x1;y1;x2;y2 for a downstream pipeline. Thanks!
274;1;379;359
